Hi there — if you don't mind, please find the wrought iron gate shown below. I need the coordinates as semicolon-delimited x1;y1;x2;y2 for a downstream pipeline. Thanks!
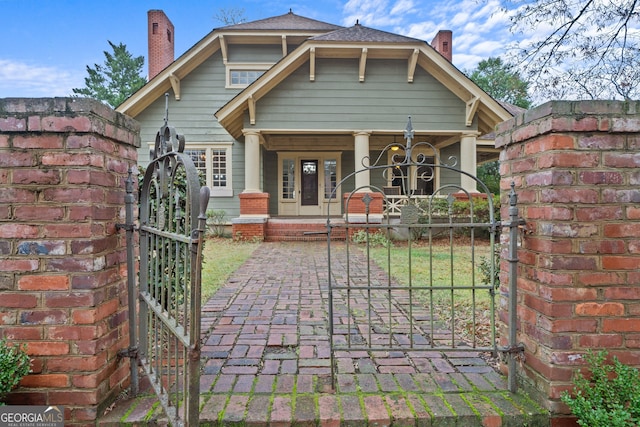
325;118;523;391
122;101;209;426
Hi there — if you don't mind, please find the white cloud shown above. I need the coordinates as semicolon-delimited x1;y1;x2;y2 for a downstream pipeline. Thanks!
342;0;389;26
0;59;83;98
389;0;416;15
404;21;440;40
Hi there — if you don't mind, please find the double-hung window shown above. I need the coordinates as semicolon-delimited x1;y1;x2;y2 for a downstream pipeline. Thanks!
183;144;233;197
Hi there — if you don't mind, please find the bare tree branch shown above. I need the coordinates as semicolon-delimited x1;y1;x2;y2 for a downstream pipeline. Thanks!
505;0;640;100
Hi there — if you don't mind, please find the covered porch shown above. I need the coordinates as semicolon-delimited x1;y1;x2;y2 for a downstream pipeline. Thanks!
232;124;491;241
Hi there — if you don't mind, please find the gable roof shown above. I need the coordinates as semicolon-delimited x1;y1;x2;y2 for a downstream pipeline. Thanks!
117;12;512;136
311;23;421;43
215;24;512;138
219;10;343;31
117;11;341;117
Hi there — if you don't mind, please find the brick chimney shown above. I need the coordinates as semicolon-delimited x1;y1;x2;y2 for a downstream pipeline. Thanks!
430;30;452;62
148;10;175;79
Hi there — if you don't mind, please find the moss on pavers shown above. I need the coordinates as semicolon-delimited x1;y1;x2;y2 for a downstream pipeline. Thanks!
98;370;550;426
98;395;166;426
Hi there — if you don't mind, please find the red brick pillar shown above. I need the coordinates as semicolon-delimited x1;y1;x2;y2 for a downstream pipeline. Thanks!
0;98;140;425
495;100;640;425
343;191;384;238
232;192;269;241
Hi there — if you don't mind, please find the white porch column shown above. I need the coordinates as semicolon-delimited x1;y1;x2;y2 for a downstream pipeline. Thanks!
354;131;371;191
460;133;478;193
243;130;261;193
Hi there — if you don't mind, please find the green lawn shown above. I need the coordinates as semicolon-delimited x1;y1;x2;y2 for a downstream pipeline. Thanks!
200;238;260;302
360;236;497;346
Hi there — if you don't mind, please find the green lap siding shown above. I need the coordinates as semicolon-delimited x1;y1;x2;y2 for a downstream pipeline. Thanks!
250;58;470;132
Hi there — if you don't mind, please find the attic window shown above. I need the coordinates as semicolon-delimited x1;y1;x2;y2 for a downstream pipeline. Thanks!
152;23;158;34
231;70;264;85
226;64;271;88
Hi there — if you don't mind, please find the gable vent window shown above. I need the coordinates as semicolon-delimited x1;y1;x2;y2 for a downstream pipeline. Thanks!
230;70;264;86
226;64;271;88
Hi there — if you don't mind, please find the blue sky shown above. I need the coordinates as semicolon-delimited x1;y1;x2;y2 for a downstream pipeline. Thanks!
1;0;517;98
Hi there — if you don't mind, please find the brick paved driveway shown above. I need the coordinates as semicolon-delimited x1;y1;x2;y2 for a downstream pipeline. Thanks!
101;241;548;426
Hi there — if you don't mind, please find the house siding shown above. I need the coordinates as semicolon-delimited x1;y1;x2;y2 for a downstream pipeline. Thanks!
227;44;285;63
249;58;471;132
264;150;278;214
134;51;245;216
438;143;462;191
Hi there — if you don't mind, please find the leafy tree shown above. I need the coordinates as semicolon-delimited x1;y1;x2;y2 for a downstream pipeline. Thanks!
468;57;532;109
72;41;146;108
476;160;501;195
467;57;531;195
503;0;640;101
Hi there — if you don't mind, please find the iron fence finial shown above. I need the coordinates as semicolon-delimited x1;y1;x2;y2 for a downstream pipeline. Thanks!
404;116;414;149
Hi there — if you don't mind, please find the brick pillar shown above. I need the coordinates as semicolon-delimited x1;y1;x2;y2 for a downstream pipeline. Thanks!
0;98;140;425
343;191;384;238
232;193;269;241
495;100;640;425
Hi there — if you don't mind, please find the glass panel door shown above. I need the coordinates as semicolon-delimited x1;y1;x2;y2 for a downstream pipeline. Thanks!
301;160;318;206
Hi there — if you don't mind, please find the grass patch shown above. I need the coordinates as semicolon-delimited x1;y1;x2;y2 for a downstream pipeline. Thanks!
360;236;496;347
201;237;260;302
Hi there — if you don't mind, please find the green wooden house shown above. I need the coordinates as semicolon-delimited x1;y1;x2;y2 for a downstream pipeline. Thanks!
117;10;512;239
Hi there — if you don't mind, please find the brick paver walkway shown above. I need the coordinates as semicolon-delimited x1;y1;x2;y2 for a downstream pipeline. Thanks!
100;241;548;426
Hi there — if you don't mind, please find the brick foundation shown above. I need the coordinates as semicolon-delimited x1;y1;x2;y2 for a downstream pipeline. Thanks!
496;100;640;424
0;98;140;425
232;192;270;240
343;191;384;215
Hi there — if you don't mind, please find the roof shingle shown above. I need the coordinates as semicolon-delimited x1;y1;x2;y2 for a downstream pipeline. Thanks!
311;23;423;43
219;10;343;32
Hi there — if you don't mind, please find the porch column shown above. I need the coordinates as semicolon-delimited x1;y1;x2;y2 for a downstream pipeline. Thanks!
234;129;268;241
243;130;261;193
460;133;478;193
354;131;371;191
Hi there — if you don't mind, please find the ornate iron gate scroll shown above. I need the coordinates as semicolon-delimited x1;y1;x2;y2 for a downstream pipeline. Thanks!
131;105;209;426
325;118;523;392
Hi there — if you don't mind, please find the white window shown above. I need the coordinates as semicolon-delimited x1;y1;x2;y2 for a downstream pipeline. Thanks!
282;158;295;199
226;64;271;88
184;144;233;197
323;159;337;199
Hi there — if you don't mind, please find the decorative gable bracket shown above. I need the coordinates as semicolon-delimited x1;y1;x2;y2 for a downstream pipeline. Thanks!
248;94;256;125
466;97;480;126
407;49;418;83
169;73;181;101
310;48;315;81
359;48;367;82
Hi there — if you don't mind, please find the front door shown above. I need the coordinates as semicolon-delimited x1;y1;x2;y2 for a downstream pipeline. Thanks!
301;160;318;206
277;153;341;216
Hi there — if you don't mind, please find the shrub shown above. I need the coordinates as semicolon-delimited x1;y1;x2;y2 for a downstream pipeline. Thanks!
417;194;500;238
351;229;392;247
0;339;31;405
561;350;640;427
206;209;228;237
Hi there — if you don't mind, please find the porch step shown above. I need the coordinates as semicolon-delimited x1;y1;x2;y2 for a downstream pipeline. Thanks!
265;218;347;241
